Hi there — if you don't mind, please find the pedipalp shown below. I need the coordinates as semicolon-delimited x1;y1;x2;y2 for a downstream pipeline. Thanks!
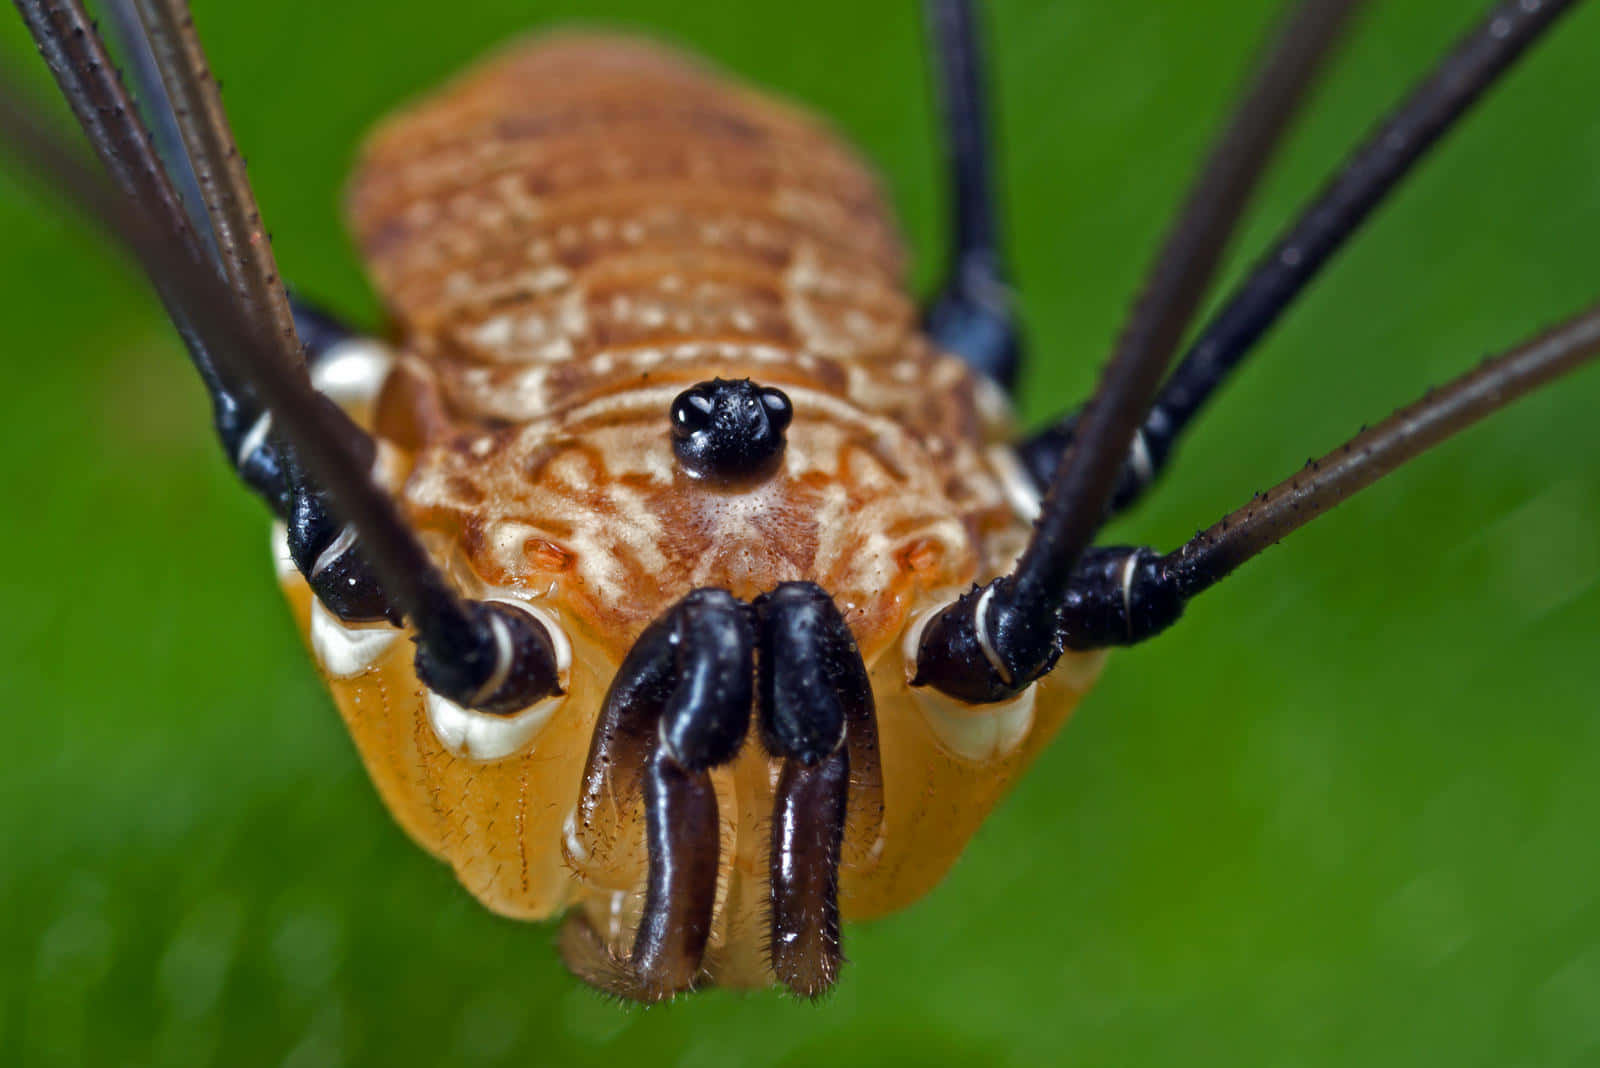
756;582;875;999
561;583;876;1000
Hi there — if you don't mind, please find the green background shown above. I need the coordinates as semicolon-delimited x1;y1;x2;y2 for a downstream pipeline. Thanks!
2;1;1598;1064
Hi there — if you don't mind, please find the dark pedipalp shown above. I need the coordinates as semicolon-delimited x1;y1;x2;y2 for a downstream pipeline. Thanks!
661;593;756;770
769;750;849;999
754;584;849;765
560;589;754;1001
559;583;873;999
754;582;874;998
557;742;721;1002
630;748;720;995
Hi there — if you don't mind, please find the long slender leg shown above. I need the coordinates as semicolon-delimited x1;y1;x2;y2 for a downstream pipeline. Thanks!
132;0;296;350
104;0;398;621
100;0;214;258
99;1;362;370
1021;0;1579;514
1045;302;1600;650
84;0;365;546
13;0;297;513
917;0;1356;703
2;9;559;714
921;0;1020;391
119;0;392;618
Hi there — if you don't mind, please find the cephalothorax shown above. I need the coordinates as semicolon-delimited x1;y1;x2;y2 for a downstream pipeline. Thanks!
5;0;1594;1002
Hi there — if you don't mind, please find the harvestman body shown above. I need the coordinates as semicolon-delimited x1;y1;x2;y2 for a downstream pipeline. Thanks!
285;36;1104;991
5;0;1596;1001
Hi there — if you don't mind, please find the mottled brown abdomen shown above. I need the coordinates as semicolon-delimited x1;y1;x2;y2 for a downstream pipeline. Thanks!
350;35;912;419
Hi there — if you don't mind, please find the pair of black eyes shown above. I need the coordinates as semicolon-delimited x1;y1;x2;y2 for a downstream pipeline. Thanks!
669;378;794;481
670;382;792;436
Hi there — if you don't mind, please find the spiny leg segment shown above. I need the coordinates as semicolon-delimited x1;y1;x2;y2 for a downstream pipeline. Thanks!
1021;0;1580;514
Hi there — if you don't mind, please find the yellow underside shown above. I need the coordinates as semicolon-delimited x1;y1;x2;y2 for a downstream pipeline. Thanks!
281;573;1105;991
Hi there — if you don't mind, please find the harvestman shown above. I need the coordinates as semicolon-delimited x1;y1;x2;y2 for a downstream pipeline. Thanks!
2;0;1594;1000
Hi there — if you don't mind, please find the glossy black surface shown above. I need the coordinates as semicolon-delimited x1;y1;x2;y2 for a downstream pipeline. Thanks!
670;378;792;483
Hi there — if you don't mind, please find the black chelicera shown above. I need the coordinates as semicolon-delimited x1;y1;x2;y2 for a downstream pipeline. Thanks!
3;0;1596;998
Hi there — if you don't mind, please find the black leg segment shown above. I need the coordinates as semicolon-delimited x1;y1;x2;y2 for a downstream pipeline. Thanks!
1018;302;1600;659
6;3;564;715
1023;0;1578;516
915;0;1359;704
921;0;1020;391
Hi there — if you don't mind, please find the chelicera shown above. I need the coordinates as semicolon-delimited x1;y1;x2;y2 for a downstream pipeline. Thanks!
3;0;1594;1004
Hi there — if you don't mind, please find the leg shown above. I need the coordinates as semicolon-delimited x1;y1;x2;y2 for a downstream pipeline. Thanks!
102;2;363;374
102;0;214;258
922;304;1600;701
1054;302;1600;651
10;1;560;713
918;0;1581;704
1022;0;1578;515
914;0;1357;703
921;0;1021;391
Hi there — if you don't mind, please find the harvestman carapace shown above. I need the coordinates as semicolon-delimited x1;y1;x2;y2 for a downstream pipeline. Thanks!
2;0;1594;1000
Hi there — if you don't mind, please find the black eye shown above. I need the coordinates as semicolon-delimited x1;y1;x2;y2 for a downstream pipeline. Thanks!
669;378;792;483
671;388;716;438
759;388;793;433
